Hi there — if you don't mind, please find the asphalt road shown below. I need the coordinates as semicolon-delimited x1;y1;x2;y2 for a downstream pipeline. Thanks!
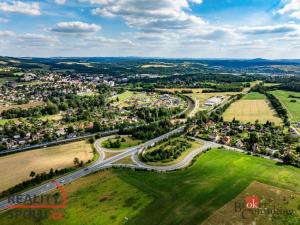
0;126;184;211
0;90;248;211
0;89;285;212
131;140;217;171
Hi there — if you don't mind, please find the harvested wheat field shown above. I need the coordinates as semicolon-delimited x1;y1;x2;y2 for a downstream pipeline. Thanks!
223;99;282;124
0;140;93;192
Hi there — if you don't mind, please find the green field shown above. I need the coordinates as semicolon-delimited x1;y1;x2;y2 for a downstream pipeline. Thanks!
102;136;142;150
263;83;280;87
1;149;300;225
242;92;266;100
0;119;12;125
270;90;300;122
111;91;134;101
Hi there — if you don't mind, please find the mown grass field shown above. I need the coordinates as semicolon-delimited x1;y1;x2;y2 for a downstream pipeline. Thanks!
223;92;282;124
0;141;93;192
1;149;300;225
241;92;266;100
40;114;63;121
263;83;281;87
101;136;142;150
270;90;300;122
111;91;134;101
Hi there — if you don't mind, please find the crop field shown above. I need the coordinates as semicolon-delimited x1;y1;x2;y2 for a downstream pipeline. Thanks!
269;90;300;122
0;141;93;192
1;149;300;225
223;93;282;124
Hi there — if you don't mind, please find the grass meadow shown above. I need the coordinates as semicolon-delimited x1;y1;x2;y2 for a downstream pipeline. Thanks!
101;136;142;150
270;90;300;122
1;149;300;225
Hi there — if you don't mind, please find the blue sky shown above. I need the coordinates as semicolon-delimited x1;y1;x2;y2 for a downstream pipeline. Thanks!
1;0;300;58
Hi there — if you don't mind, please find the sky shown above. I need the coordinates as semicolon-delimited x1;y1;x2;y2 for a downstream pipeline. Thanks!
1;0;300;58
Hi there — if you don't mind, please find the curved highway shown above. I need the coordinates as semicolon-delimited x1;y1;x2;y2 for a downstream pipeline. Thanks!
0;127;184;211
0;88;283;212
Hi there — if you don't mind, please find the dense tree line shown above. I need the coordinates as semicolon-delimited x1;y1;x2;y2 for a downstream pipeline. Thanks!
129;73;256;88
202;85;244;93
1;93;107;119
279;83;300;92
141;139;191;162
134;107;182;123
120;120;174;141
265;93;289;125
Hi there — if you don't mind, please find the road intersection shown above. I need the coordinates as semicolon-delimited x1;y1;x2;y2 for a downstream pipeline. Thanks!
0;127;184;211
0;88;284;212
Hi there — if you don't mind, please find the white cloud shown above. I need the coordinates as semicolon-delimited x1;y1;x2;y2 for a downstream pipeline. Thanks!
0;30;15;37
190;0;203;4
240;24;300;34
0;1;41;16
90;0;205;32
0;18;8;23
16;34;60;46
0;31;59;48
277;0;300;19
51;21;101;33
55;0;66;5
84;36;134;45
